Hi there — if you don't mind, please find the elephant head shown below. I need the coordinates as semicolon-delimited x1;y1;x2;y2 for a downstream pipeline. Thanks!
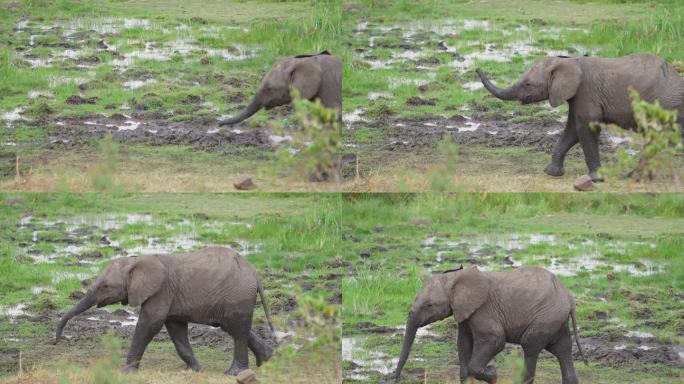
476;57;582;107
54;255;167;343
218;56;324;126
394;267;489;381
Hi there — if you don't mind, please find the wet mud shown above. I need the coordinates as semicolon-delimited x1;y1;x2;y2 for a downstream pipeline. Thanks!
42;113;273;151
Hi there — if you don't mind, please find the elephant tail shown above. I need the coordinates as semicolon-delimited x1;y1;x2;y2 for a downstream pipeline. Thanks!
570;307;588;366
258;279;276;334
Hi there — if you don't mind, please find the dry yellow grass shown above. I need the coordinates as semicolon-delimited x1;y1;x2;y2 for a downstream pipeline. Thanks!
2;148;680;193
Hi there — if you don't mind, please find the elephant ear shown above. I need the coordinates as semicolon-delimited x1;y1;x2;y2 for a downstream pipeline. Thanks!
442;267;490;323
548;59;582;108
125;256;166;307
288;59;322;100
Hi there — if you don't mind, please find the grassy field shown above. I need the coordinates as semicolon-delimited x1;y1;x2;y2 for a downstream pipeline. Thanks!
0;0;682;192
341;193;684;383
0;193;342;383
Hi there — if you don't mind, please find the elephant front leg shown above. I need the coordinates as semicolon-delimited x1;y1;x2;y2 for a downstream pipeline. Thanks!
522;348;541;384
248;328;274;367
166;320;202;371
123;314;165;373
545;113;578;177
576;117;603;181
457;323;473;383
466;336;505;384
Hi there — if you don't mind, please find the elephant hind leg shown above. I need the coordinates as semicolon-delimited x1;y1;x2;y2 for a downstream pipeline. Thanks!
546;323;579;384
222;315;253;376
166;320;201;371
248;328;274;366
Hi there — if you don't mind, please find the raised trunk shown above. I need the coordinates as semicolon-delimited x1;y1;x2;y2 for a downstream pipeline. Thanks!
476;68;518;100
54;294;96;343
394;315;419;381
218;99;262;126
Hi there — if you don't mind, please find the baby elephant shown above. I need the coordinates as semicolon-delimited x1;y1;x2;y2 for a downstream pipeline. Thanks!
395;266;586;384
477;54;684;181
55;246;275;376
219;51;343;125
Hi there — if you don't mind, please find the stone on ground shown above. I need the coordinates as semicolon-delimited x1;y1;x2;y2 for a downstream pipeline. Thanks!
573;175;595;192
236;369;258;384
234;176;256;191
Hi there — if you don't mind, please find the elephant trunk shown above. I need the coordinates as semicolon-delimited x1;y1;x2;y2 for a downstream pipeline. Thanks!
218;98;262;126
476;68;518;101
394;314;419;381
54;294;96;344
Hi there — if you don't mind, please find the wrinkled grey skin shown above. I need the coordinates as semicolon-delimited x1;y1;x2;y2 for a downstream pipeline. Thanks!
219;51;343;125
55;247;275;376
395;267;586;384
477;54;684;181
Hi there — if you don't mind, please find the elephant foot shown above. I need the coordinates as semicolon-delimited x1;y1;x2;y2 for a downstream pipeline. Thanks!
589;171;604;182
544;164;565;177
186;362;202;372
225;361;248;376
121;364;139;374
484;365;498;384
255;345;274;367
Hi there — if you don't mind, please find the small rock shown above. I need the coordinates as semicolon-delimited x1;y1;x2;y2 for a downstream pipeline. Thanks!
97;39;108;49
200;57;210;65
573;175;595;192
236;369;258;384
437;41;448;51
234;177;256;191
607;272;616;281
503;256;515;265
